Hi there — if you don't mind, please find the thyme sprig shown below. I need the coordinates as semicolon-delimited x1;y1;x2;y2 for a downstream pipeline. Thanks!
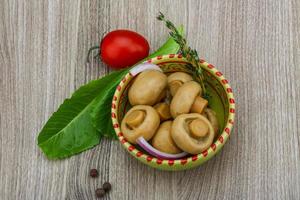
157;12;207;96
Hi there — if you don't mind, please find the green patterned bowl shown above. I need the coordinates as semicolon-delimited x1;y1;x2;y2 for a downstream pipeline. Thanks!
112;54;235;171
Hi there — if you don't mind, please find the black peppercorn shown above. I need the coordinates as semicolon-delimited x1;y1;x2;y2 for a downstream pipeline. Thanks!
90;169;98;178
95;188;105;198
102;182;112;192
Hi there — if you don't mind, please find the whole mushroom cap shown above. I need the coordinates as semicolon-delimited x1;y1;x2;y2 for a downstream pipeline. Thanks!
170;81;201;118
171;113;215;154
167;72;193;96
152;121;182;154
128;70;167;106
121;105;160;144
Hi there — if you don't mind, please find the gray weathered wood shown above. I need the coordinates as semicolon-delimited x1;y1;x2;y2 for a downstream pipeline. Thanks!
0;0;299;199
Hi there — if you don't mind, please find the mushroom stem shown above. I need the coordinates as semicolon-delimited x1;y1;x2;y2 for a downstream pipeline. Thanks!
189;119;209;138
125;110;145;129
154;102;171;121
190;96;208;114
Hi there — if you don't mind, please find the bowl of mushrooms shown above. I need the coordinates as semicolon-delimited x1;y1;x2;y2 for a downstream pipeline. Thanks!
112;54;235;171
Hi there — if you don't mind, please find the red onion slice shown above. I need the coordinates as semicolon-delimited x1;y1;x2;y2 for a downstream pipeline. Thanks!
136;137;189;160
129;63;162;76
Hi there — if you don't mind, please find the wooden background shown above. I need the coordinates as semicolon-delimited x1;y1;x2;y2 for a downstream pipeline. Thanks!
1;0;299;199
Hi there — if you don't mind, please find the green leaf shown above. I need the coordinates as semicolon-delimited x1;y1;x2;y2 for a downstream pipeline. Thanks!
37;27;184;159
38;69;128;159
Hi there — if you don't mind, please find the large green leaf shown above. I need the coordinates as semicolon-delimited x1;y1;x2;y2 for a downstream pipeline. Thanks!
37;27;184;159
37;70;128;159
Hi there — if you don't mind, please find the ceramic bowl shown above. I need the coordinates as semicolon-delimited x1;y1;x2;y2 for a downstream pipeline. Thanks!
112;54;235;171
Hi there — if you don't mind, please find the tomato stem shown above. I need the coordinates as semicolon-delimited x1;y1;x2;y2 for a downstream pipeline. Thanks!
86;45;100;64
94;54;100;59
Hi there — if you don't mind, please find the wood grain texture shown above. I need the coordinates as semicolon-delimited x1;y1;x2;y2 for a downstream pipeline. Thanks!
0;0;299;199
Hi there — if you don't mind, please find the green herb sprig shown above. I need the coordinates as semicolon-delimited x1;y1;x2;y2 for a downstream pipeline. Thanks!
157;12;207;96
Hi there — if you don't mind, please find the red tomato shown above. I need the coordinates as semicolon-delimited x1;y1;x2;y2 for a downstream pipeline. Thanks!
100;30;150;69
